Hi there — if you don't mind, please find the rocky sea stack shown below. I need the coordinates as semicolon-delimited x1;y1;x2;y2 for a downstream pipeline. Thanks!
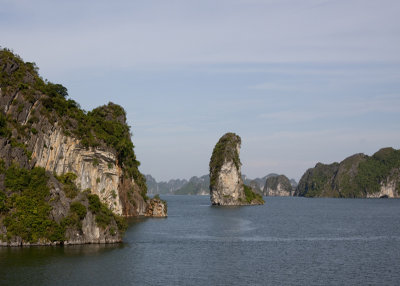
209;132;264;205
263;175;293;196
0;49;166;246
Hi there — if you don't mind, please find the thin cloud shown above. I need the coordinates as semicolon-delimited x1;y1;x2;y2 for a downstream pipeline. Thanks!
2;0;400;73
1;0;399;181
258;94;400;122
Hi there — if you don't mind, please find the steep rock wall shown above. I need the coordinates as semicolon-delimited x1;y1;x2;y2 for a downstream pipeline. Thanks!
210;159;245;205
31;125;124;215
209;133;264;205
1;90;148;217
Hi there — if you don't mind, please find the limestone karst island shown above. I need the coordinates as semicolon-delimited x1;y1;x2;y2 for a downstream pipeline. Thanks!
0;49;166;246
209;132;264;206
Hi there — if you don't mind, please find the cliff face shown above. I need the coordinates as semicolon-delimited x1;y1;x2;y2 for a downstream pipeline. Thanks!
295;149;400;198
209;133;264;205
0;49;166;246
211;159;245;205
263;175;293;196
31;126;125;214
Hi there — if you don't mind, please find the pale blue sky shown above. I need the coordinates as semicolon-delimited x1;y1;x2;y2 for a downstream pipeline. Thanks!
1;0;400;181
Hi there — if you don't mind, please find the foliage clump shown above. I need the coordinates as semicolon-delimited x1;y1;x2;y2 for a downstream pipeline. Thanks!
209;132;241;188
297;163;340;197
56;172;78;198
70;202;87;220
243;185;264;204
61;201;88;231
356;148;400;194
1;164;65;243
88;193;127;232
0;48;40;90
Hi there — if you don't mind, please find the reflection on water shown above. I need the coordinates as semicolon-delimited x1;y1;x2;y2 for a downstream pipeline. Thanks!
1;243;123;258
0;243;124;269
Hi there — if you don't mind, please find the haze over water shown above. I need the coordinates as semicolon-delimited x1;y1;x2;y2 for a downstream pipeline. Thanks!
1;196;400;285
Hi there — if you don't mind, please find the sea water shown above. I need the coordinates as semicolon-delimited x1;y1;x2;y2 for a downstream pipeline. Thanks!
1;196;400;285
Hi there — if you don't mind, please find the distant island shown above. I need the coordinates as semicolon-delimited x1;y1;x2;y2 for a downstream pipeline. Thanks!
295;147;400;198
0;49;166;246
146;173;298;196
146;147;400;200
145;174;209;195
264;175;294;196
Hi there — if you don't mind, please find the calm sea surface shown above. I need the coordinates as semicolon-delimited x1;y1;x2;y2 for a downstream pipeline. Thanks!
1;196;400;285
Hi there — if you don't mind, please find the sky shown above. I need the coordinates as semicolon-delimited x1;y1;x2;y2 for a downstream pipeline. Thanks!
1;0;400;182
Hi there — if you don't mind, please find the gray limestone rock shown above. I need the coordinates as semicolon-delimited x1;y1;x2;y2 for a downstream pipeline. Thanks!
209;133;264;206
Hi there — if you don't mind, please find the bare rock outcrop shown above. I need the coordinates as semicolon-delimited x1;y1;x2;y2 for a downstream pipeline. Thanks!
145;197;168;217
209;133;264;205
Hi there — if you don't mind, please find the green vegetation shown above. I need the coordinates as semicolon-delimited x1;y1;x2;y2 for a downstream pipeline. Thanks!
295;162;339;197
61;201;88;230
0;48;148;243
140;189;149;201
0;112;11;138
265;175;292;193
111;190;117;199
113;214;128;233
174;181;202;195
70;202;87;220
87;193;126;232
334;154;366;198
243;185;264;204
297;148;400;198
0;190;7;212
0;48;147;197
9;138;32;160
0;48;40;90
356;148;400;194
40;97;146;194
56;172;78;198
2;164;65;243
174;176;209;195
209;133;241;187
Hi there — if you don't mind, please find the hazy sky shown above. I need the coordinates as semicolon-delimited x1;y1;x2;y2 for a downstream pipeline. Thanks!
1;0;400;181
